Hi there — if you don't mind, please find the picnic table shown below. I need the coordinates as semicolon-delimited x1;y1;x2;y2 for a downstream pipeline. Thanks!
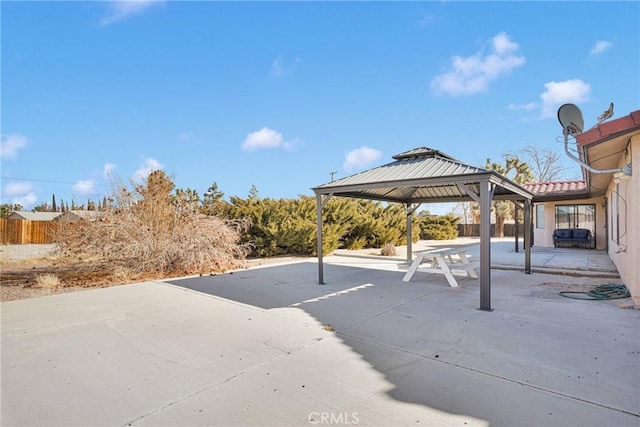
402;248;478;287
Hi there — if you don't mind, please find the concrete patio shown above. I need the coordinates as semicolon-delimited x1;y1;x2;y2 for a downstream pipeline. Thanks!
2;240;638;426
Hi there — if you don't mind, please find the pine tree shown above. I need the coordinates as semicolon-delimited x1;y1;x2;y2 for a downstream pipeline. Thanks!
52;194;57;212
202;182;225;216
248;185;259;202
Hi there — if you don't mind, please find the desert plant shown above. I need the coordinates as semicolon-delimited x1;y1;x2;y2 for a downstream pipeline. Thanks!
57;171;249;276
111;266;136;284
380;242;397;256
35;273;61;289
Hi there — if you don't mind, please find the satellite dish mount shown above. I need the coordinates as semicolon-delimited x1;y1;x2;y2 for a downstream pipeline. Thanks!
557;103;631;176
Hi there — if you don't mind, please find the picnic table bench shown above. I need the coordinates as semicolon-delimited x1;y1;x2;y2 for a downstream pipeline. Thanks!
402;248;479;287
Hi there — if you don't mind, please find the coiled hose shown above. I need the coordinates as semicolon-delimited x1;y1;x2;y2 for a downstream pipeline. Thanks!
560;284;630;300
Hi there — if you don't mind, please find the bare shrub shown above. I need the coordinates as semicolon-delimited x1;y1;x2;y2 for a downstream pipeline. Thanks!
58;171;249;276
111;266;136;284
35;273;61;289
380;242;396;256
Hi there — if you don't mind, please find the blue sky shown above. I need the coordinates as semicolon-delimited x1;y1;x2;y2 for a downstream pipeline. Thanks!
2;1;639;214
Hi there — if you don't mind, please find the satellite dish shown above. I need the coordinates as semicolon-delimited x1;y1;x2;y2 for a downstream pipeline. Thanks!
557;103;584;135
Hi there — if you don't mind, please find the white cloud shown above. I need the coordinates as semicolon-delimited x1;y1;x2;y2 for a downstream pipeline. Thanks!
0;133;28;159
133;157;164;181
73;180;97;196
270;56;301;78
508;102;537;112
430;32;526;96
540;79;591;119
103;162;118;179
2;182;36;208
589;40;613;57
13;193;37;208
101;0;163;26
4;182;34;196
242;127;283;151
343;147;383;172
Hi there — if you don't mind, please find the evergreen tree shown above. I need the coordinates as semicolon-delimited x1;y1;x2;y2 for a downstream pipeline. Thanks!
202;181;225;216
52;194;57;212
71;200;76;210
248;185;259;202
1;204;14;218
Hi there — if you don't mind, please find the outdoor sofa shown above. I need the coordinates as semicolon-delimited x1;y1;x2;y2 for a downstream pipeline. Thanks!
553;228;593;249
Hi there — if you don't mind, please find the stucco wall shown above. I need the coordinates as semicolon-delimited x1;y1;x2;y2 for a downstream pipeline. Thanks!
532;196;606;249
606;135;639;305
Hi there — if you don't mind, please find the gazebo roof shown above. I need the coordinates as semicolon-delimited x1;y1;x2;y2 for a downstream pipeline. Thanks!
311;146;534;311
313;147;532;203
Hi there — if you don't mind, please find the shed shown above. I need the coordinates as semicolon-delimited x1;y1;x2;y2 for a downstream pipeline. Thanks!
312;147;534;311
6;211;62;221
57;210;103;222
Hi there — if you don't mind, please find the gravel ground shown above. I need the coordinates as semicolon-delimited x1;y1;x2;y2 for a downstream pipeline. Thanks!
0;244;57;261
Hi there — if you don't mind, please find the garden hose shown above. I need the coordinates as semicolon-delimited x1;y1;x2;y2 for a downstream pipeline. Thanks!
559;284;630;300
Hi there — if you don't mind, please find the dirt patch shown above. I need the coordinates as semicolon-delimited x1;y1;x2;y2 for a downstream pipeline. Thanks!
1;246;309;303
1;257;148;302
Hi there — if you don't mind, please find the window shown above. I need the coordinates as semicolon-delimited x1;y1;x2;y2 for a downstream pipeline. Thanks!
535;204;545;229
555;203;596;236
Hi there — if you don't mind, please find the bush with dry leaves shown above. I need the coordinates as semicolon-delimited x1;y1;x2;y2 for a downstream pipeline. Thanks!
57;171;248;276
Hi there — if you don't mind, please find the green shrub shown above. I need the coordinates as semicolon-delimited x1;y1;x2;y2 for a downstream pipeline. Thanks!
418;214;460;240
226;193;422;257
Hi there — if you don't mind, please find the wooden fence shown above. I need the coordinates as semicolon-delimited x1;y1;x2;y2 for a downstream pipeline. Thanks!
0;219;60;244
457;223;525;238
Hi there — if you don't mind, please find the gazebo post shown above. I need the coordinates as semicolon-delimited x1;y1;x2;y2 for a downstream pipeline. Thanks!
479;181;493;311
514;203;519;253
316;194;325;284
524;198;532;274
406;203;413;264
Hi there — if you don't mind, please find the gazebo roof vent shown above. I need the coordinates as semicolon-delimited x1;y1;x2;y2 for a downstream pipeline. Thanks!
392;147;460;162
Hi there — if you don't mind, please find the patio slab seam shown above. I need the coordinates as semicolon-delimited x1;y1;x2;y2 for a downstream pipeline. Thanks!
122;334;333;426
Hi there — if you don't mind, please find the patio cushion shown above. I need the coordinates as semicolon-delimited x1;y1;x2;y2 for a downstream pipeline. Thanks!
555;229;573;239
573;229;590;240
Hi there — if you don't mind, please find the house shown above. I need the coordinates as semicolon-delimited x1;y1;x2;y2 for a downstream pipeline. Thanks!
6;211;62;221
524;109;640;306
56;210;103;222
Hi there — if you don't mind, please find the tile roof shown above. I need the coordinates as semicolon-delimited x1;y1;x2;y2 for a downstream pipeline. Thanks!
522;180;587;195
576;110;640;146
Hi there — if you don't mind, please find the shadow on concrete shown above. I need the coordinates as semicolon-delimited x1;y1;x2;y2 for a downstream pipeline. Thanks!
167;260;639;426
168;261;454;311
